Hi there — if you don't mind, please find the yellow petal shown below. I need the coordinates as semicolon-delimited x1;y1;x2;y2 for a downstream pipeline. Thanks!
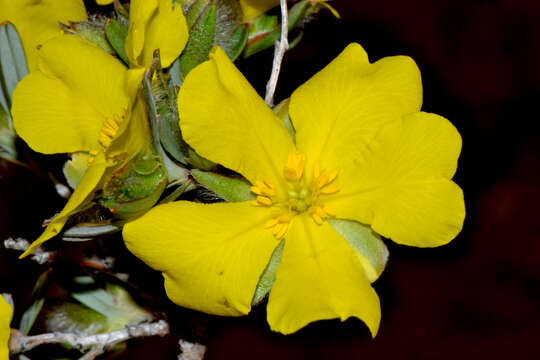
123;201;280;316
327;112;465;247
125;0;188;68
21;152;107;257
0;296;11;359
267;215;381;336
12;35;130;154
0;0;87;71
290;43;422;175
178;46;294;191
96;0;114;4
239;0;279;22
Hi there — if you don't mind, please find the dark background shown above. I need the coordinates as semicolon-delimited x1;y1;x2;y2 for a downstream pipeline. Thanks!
2;0;540;359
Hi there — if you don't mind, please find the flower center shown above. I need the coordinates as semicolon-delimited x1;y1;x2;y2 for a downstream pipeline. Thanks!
251;151;340;239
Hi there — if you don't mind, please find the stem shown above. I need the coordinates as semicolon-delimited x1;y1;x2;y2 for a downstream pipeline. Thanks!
3;238;53;264
9;320;169;356
178;339;206;360
265;0;289;107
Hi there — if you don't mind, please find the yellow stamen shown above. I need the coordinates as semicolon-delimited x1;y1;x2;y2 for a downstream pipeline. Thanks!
283;151;306;182
275;222;289;239
264;217;279;229
256;196;272;206
320;184;340;194
311;212;323;225
250;186;262;195
98;110;125;149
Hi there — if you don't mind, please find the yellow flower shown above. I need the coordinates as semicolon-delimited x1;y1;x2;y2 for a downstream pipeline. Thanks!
12;35;149;257
123;44;465;335
125;0;189;68
0;0;87;71
0;296;11;359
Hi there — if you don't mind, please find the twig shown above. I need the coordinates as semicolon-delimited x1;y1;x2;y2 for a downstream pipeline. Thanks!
178;339;206;360
9;320;170;356
264;0;289;107
3;238;53;264
78;345;105;360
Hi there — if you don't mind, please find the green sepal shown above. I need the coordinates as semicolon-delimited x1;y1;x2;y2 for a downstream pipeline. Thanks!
100;147;168;219
104;18;129;64
63;20;115;56
273;98;295;142
328;219;389;282
0;22;28;160
191;169;254;202
252;240;283;305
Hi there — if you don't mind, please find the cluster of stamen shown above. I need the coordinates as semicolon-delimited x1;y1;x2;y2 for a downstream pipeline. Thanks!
88;110;127;165
251;151;340;239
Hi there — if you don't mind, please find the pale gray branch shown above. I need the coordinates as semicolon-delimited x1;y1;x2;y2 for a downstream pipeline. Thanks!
178;339;206;360
265;0;289;107
9;320;170;356
3;238;53;264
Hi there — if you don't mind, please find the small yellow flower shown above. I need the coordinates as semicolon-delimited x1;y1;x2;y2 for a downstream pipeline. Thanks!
125;0;189;68
123;44;465;335
0;0;87;71
12;35;149;257
0;296;11;359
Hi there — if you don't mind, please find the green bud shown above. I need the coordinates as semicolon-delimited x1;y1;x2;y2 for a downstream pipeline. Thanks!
100;147;167;219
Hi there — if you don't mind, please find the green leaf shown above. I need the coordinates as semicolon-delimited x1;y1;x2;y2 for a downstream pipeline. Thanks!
191;169;255;202
252;240;283;305
0;22;28;160
328;219;389;282
19;269;51;335
176;0;247;83
0;22;27;113
243;0;311;58
179;1;218;81
45;302;108;336
71;283;153;332
105;19;129;64
19;298;45;335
